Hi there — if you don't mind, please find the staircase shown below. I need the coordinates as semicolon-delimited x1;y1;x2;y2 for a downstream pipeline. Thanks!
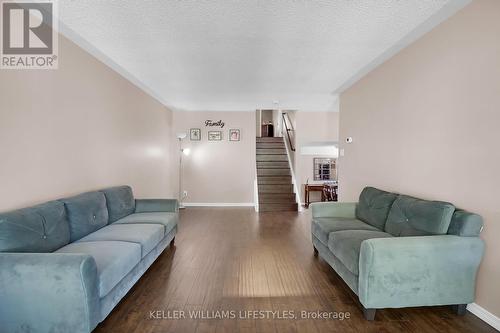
256;137;298;212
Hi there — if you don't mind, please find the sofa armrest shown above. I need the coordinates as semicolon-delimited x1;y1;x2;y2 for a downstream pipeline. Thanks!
135;199;179;213
0;253;100;333
358;235;484;309
311;202;357;218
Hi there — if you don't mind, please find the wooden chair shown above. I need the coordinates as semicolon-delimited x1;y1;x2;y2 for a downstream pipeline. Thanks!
322;184;338;202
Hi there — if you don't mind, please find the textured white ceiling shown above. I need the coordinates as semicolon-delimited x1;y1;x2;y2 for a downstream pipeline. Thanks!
57;0;469;111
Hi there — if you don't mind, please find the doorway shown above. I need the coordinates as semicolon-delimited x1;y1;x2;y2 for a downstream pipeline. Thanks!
256;109;282;138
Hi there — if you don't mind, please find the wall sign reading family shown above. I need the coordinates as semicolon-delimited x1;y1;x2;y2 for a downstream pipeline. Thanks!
205;120;225;128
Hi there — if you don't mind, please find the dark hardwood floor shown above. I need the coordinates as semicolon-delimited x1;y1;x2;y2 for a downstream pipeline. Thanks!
94;208;496;333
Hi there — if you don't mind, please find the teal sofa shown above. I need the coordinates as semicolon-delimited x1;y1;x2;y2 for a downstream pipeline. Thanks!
311;187;484;320
0;186;178;333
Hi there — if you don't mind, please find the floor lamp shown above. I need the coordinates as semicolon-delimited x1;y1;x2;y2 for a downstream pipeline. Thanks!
177;133;190;209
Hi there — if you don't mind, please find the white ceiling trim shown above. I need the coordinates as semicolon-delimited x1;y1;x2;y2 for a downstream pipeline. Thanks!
56;20;174;110
16;4;171;109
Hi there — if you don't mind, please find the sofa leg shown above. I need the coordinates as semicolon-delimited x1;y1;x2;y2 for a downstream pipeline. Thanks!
313;246;318;256
452;304;467;316
362;306;376;321
170;237;175;248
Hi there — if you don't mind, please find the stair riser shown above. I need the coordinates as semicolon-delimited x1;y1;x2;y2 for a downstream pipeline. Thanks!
258;185;293;193
257;161;290;169
257;155;288;162
256;143;286;149
259;197;296;204
259;204;298;212
259;193;296;201
258;176;291;183
256;149;287;155
258;177;292;185
258;169;290;176
256;137;285;143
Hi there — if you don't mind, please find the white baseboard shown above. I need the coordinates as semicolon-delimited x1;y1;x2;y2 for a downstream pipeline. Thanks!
183;203;256;207
467;303;500;331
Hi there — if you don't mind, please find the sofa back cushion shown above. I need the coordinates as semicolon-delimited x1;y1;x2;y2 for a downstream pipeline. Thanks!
0;201;70;252
100;186;135;223
385;195;455;236
355;187;398;230
61;191;109;242
448;210;484;237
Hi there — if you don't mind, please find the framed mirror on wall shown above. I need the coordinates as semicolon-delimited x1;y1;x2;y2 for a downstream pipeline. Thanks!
313;158;337;181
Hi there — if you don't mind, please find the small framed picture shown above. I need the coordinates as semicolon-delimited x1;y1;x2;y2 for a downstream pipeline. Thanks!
190;128;201;141
208;131;222;141
229;129;240;141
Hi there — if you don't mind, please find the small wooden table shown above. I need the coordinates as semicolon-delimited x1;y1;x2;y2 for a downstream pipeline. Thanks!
304;184;338;208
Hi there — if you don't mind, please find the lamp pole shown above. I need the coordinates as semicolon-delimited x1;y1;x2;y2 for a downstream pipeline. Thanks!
179;138;183;208
177;133;187;209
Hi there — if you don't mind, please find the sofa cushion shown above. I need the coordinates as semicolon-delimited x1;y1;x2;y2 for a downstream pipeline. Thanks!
135;199;179;213
100;186;135;223
76;224;164;257
0;201;70;252
385;195;455;237
56;241;141;297
113;212;178;235
328;230;392;275
312;217;379;246
61;192;109;242
356;187;398;230
448;210;484;237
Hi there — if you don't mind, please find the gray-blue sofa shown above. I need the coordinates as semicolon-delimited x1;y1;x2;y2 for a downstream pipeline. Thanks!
311;187;485;320
0;185;178;333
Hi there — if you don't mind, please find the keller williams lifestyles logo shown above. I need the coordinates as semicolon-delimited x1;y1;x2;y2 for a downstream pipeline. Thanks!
1;0;58;69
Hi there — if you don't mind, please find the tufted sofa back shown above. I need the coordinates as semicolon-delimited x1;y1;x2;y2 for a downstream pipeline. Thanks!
0;185;139;253
355;187;398;230
60;191;109;242
358;187;484;238
0;201;70;252
100;186;135;223
384;195;455;236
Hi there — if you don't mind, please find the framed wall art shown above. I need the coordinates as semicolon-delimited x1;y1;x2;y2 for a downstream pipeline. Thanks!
208;131;222;141
229;129;240;141
190;128;201;141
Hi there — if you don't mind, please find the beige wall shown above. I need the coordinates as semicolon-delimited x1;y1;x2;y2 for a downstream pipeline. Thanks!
293;112;339;203
0;34;176;211
338;0;500;317
255;110;262;137
172;111;256;204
